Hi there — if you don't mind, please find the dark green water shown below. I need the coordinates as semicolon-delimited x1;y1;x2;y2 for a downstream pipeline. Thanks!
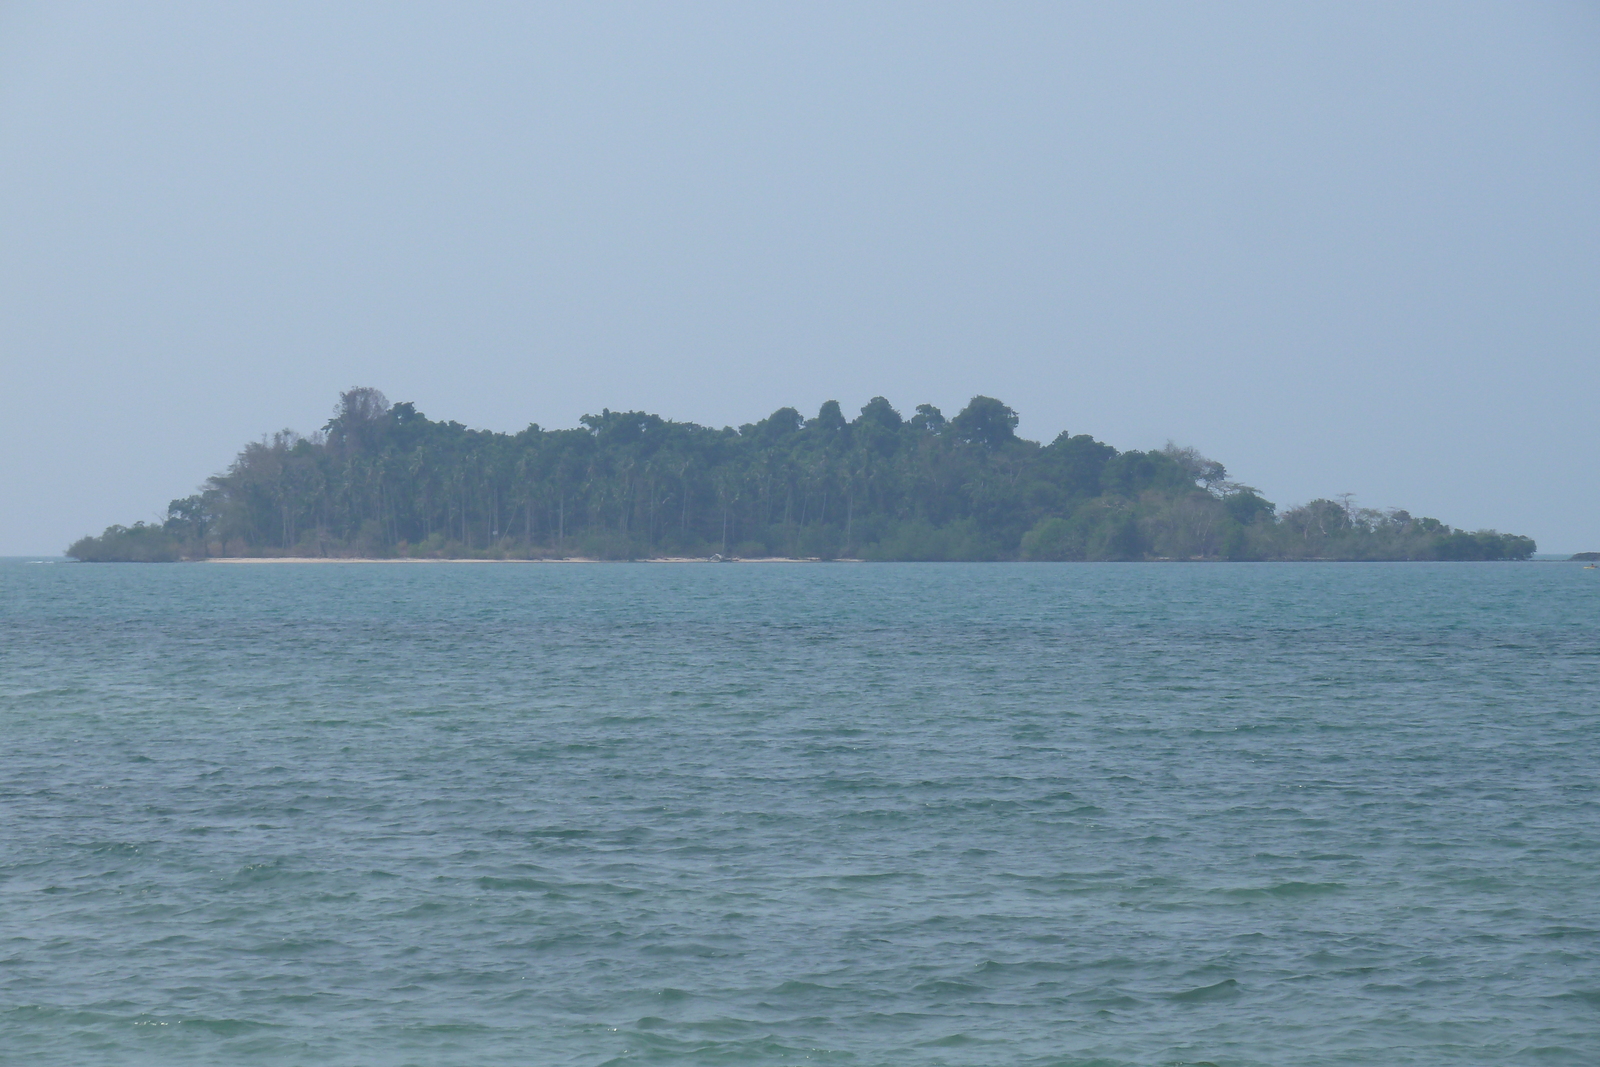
2;560;1597;1065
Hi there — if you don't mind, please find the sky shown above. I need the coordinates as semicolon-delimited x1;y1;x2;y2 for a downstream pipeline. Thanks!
2;1;1597;555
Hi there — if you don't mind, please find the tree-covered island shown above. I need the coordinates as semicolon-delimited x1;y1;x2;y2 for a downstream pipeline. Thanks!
68;389;1535;562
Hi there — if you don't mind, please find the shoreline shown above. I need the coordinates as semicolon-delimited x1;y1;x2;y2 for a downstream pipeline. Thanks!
172;556;1566;564
200;556;852;564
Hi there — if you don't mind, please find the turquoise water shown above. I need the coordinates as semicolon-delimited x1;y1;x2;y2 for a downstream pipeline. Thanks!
2;560;1597;1066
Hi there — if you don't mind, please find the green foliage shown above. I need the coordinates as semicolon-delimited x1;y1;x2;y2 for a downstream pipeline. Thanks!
1223;490;1274;527
65;387;1536;563
1431;531;1536;561
949;396;1019;450
1218;520;1254;561
1267;503;1534;561
1100;450;1191;497
67;522;181;562
866;519;1001;562
1020;517;1077;561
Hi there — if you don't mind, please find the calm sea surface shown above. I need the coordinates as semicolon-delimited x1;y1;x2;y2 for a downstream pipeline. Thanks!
2;560;1597;1066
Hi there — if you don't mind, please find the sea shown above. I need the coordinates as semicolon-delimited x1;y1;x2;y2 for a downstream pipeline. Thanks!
2;559;1597;1066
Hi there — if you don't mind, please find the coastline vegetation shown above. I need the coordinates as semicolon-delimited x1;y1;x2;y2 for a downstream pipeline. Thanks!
68;388;1535;563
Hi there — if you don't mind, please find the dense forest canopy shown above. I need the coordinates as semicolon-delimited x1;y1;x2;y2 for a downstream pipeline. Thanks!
68;388;1534;562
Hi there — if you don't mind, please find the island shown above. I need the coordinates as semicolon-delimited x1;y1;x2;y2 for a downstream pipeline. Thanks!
68;389;1535;562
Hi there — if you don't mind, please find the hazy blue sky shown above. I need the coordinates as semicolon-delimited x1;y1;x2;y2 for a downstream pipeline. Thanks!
3;2;1597;554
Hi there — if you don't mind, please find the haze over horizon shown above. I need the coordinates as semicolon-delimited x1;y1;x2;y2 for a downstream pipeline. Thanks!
3;2;1596;555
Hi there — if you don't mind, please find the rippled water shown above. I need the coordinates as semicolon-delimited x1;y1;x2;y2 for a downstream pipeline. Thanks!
2;559;1598;1065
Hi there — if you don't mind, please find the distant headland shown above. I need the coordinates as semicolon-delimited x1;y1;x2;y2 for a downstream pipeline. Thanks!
68;389;1535;563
